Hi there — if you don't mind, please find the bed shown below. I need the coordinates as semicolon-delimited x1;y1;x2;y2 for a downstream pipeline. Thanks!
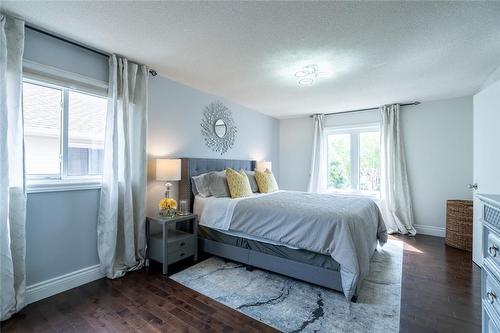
178;158;387;302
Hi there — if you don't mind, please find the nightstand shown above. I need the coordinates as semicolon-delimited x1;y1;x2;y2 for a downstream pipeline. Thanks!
146;214;198;275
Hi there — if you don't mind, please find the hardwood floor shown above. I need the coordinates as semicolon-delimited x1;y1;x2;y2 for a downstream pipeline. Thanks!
2;235;481;333
394;234;481;333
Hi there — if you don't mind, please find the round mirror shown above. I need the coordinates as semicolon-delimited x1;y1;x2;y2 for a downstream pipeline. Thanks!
214;119;227;138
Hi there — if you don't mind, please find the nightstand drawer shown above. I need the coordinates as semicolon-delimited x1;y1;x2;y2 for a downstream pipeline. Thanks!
168;230;196;253
146;213;198;275
149;229;197;265
167;248;195;265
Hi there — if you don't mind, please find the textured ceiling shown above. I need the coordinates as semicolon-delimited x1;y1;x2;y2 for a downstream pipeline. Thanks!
2;1;500;118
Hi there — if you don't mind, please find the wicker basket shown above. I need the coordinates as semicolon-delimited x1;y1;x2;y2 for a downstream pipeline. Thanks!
445;200;473;251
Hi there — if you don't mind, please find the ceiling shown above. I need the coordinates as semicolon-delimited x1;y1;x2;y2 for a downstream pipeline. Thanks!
2;1;500;118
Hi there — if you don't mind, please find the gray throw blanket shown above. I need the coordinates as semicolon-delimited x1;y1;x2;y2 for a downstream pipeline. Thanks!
228;191;387;300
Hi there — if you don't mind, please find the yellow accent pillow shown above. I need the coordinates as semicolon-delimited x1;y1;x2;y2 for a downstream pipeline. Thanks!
255;169;279;193
225;168;253;198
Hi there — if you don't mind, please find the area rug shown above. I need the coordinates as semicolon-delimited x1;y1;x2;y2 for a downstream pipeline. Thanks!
171;239;403;333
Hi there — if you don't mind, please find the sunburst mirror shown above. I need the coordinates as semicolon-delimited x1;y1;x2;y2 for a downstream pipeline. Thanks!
200;101;237;155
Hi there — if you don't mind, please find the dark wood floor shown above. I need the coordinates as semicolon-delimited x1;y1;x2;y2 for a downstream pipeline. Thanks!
2;235;481;333
394;234;481;333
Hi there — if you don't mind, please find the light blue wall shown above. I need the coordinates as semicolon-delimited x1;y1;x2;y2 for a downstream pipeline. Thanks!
26;190;100;285
279;117;313;191
148;75;280;166
24;29;280;285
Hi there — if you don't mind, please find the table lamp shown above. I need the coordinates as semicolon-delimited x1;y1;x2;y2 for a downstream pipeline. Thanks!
256;161;272;172
156;159;181;198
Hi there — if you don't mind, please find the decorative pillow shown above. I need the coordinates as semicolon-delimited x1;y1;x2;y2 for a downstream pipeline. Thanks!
226;168;253;198
255;169;279;193
192;173;211;197
244;170;259;193
208;171;231;197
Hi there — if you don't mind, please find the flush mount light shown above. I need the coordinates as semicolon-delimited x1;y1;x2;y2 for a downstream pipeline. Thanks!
294;64;330;86
294;71;309;78
315;71;330;78
302;64;318;74
298;78;314;86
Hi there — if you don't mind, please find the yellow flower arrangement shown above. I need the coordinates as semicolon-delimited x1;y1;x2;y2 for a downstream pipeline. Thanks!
159;198;177;211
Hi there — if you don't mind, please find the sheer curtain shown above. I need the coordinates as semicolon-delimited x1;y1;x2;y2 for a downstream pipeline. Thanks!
379;104;416;235
307;114;327;193
97;55;148;279
1;14;27;321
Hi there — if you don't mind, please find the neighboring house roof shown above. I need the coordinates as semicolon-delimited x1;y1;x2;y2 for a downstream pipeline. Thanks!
23;82;106;146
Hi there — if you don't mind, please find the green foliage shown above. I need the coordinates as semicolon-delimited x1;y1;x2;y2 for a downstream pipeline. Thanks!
327;131;380;192
329;160;347;188
327;134;350;189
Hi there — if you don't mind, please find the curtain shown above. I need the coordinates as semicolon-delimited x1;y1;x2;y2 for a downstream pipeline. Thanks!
379;104;416;235
97;55;148;279
307;114;327;193
1;14;26;321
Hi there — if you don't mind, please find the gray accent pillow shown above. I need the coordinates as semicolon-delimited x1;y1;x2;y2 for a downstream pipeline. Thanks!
208;171;230;197
244;170;259;193
192;173;211;197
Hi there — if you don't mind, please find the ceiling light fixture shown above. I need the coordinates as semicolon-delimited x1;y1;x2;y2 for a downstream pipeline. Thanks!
294;64;330;86
294;71;309;78
298;78;314;86
315;72;329;78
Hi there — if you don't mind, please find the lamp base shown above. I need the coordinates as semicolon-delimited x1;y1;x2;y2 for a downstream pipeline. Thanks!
164;182;172;198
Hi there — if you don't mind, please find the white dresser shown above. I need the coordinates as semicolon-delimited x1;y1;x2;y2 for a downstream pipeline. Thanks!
479;194;500;333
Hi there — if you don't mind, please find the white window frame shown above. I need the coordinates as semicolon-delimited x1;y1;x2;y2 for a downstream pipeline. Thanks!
324;123;381;198
23;62;108;193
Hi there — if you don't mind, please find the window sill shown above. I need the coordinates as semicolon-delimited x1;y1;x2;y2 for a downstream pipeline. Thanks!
27;179;102;193
324;189;380;201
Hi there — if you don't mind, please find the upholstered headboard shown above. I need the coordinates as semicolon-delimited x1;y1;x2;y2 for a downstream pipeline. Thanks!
179;158;256;211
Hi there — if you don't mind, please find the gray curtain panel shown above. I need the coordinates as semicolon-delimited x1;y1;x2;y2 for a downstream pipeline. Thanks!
379;104;416;235
97;55;148;279
0;14;27;321
307;114;326;193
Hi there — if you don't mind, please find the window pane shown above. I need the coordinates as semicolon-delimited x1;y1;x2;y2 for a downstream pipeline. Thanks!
23;82;62;177
327;134;351;190
359;131;381;193
68;91;107;176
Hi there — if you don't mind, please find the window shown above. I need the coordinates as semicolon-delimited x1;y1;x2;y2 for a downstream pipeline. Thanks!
326;125;381;196
23;79;107;183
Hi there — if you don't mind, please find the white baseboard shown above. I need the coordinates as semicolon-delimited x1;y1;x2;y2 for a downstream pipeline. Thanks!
414;224;445;237
26;264;104;304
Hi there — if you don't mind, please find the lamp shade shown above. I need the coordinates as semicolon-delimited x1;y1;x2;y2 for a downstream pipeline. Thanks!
156;159;181;181
256;161;272;172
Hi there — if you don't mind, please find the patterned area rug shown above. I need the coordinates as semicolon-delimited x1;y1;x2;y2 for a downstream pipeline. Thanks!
171;240;403;333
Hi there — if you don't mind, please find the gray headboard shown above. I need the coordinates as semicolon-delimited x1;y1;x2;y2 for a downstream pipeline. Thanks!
179;158;256;211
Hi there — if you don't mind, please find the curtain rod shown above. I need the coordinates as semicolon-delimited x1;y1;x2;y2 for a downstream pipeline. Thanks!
25;25;158;76
312;101;421;117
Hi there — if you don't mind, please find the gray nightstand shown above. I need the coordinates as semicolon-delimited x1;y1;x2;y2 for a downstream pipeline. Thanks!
146;213;198;275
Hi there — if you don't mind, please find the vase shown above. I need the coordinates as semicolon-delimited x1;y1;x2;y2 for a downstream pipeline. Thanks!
160;208;176;218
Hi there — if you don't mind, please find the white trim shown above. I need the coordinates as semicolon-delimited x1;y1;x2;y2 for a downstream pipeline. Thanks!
23;60;108;96
26;264;104;304
27;179;102;193
323;189;380;200
414;224;445;237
